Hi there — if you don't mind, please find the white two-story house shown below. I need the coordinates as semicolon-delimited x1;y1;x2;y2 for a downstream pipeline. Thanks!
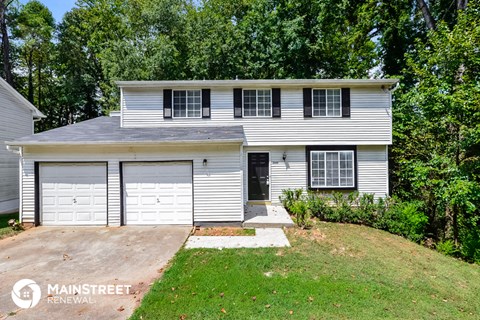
7;79;398;226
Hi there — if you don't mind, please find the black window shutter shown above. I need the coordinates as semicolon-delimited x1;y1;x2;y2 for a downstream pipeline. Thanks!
272;88;281;118
202;89;211;118
303;88;312;117
341;88;351;118
233;88;242;118
163;89;172;118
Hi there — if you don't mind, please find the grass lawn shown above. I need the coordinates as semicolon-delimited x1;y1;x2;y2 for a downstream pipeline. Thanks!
131;222;480;320
0;212;21;239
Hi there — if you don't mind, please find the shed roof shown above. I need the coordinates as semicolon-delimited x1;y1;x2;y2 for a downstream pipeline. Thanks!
6;116;244;146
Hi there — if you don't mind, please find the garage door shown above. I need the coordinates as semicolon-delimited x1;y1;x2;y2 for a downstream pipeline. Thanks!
123;162;193;225
40;163;107;226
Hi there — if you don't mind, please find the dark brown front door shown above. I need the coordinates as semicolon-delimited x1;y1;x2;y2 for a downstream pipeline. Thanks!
248;153;269;200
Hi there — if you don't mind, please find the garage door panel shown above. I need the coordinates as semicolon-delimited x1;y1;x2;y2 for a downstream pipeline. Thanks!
124;162;193;225
40;163;107;226
57;196;73;206
141;196;156;205
58;212;74;221
94;196;107;205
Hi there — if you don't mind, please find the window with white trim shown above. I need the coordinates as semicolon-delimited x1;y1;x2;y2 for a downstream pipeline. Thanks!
243;89;272;117
313;89;341;117
173;90;201;118
311;150;354;187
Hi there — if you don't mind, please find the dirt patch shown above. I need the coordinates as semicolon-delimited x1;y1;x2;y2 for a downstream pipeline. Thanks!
193;227;256;236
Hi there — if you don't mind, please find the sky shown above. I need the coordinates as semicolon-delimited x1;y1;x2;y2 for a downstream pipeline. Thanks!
19;0;77;23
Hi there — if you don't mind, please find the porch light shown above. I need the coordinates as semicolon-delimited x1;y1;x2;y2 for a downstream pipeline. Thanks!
203;159;208;166
282;152;287;161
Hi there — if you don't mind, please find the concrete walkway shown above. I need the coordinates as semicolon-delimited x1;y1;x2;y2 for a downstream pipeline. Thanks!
243;205;294;228
185;228;290;249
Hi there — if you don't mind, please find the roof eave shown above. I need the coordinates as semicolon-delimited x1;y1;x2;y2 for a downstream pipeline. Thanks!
5;139;244;147
0;77;45;118
116;79;400;88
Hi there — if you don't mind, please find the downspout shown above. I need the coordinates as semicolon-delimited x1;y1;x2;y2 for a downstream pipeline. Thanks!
386;82;398;197
19;147;23;223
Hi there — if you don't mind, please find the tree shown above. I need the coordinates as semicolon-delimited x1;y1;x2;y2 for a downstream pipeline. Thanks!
14;0;54;108
391;1;480;259
0;0;14;85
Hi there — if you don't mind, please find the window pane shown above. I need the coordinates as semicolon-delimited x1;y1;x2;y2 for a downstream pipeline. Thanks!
339;151;353;186
326;152;339;186
187;90;201;117
311;150;354;188
311;151;325;187
257;90;271;117
243;90;256;116
173;90;201;118
313;89;326;116
173;91;186;117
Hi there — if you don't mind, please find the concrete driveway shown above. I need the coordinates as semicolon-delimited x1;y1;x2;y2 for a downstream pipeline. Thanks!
0;226;190;320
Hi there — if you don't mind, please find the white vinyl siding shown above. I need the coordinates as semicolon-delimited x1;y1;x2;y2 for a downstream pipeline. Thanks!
357;145;389;198
243;89;272;117
0;84;34;213
21;144;243;225
244;145;387;204
173;90;201;118
313;89;341;117
107;161;121;226
121;87;392;145
310;150;354;188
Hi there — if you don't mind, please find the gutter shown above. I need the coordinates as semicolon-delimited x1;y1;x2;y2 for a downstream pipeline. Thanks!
6;145;22;155
116;79;400;88
5;139;245;147
388;82;400;93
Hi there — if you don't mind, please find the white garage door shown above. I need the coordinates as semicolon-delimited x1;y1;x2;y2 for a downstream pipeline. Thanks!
40;163;107;226
123;162;193;225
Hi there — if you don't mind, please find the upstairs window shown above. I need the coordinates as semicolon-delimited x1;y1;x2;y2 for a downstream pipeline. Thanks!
313;89;341;117
310;150;354;188
173;90;201;118
243;89;272;117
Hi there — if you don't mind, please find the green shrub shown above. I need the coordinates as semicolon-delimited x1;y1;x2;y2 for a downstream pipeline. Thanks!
330;192;355;223
436;240;458;257
305;191;332;219
458;220;480;263
290;200;313;229
387;201;428;242
281;189;427;244
279;188;303;212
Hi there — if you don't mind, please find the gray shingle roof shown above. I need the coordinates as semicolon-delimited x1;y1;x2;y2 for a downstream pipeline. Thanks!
7;116;244;146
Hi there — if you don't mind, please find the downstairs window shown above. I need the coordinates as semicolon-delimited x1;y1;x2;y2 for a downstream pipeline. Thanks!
310;150;355;188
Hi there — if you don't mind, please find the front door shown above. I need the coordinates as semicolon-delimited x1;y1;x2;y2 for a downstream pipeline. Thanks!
248;153;270;200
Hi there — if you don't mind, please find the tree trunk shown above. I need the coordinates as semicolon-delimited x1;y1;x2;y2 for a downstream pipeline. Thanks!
0;0;12;85
416;0;436;30
457;0;468;10
27;52;34;103
37;62;41;110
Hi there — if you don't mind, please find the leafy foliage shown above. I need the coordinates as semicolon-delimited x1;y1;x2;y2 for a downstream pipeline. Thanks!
281;189;428;244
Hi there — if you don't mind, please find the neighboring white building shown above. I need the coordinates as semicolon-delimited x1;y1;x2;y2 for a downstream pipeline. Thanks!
0;77;44;213
7;79;398;226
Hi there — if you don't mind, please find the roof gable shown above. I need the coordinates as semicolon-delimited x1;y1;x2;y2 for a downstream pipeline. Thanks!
0;77;45;119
